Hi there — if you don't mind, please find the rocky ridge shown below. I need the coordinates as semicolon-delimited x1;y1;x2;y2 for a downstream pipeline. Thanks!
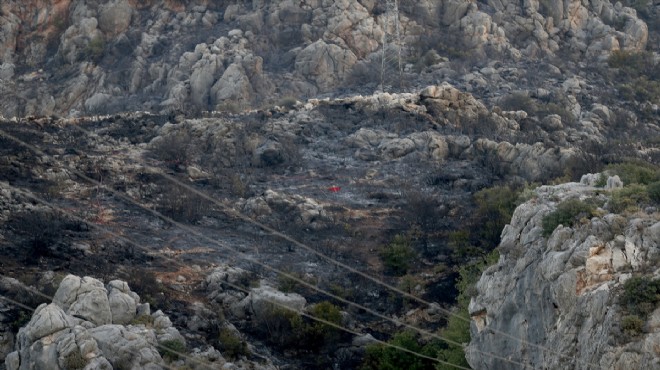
1;273;280;370
0;0;655;117
467;176;660;369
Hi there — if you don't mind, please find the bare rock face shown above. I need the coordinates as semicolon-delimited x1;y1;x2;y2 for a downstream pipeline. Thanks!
467;181;660;369
53;275;112;326
5;275;182;370
295;40;358;91
0;0;653;116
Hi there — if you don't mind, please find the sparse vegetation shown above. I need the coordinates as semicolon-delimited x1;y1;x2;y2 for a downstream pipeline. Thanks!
63;351;87;370
608;184;650;213
252;303;304;348
218;328;249;359
130;314;154;327
156;184;210;223
619;276;660;318
380;234;416;276
84;35;106;61
542;199;596;237
620;315;644;338
149;130;193;169
7;209;88;261
607;51;660;111
360;331;440;370
158;339;186;362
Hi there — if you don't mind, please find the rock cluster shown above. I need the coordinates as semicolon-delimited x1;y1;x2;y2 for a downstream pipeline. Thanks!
0;0;652;116
4;274;183;370
467;179;660;369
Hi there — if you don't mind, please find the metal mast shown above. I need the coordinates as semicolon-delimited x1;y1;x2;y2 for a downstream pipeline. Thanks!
380;0;403;92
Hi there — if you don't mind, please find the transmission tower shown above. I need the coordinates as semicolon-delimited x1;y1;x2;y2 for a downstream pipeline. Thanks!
380;0;404;92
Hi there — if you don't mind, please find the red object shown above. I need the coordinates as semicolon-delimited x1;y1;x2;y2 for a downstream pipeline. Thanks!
328;186;341;193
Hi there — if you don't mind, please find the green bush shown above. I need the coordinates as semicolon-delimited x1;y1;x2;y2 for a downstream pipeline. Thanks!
360;331;439;370
473;185;524;248
608;184;650;213
605;162;660;185
621;315;644;337
647;181;660;203
218;328;249;359
435;249;499;369
542;199;596;237
84;36;105;61
303;301;343;349
380;235;416;276
620;276;660;317
158;339;186;362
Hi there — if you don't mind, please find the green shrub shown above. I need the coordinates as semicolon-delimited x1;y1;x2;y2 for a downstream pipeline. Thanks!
542;199;596;237
621;315;644;337
434;250;499;369
303;301;343;349
158;339;186;362
84;36;105;61
608;184;650;213
218;328;249;359
360;331;439;370
380;235;416;276
473;185;523;248
605;162;660;185
647;181;660;203
620;276;660;317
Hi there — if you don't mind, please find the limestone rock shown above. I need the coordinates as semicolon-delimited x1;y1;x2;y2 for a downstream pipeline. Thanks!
106;280;138;325
231;284;306;320
88;325;163;369
98;0;133;37
295;40;357;91
53;275;112;326
467;182;660;369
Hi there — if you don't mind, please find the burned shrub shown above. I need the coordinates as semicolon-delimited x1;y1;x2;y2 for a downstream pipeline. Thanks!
155;183;210;223
6;209;88;262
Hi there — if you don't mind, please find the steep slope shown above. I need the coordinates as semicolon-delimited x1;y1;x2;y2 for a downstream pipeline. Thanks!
0;0;655;117
467;177;660;369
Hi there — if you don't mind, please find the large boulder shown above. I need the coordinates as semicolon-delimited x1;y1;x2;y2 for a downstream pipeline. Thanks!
106;280;139;325
295;40;358;91
98;0;133;37
6;275;182;370
53;275;112;326
231;284;307;320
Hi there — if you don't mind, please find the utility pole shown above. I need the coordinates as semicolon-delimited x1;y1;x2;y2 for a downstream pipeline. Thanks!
380;0;403;92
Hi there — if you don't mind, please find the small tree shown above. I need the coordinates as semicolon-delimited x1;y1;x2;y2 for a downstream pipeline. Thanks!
380;235;416;276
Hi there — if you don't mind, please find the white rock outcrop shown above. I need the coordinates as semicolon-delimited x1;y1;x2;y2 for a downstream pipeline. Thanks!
467;181;660;369
5;275;182;370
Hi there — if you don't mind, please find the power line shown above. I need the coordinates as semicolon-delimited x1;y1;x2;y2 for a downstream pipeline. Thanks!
0;186;469;370
0;293;196;370
0;119;603;369
60;119;602;369
0;126;537;368
380;0;404;92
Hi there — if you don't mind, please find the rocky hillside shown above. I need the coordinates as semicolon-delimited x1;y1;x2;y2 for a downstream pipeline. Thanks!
467;175;660;369
0;0;657;117
0;0;659;369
